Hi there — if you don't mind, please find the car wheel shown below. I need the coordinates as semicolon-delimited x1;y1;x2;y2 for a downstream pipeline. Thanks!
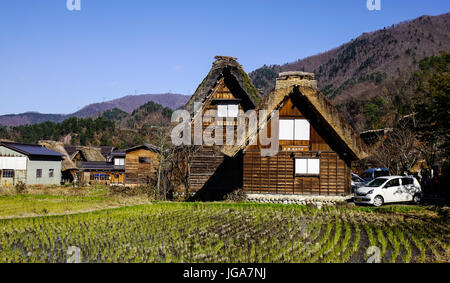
413;194;422;205
373;196;384;207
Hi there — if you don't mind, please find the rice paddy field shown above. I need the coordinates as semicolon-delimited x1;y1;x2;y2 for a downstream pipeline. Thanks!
0;186;149;219
0;202;448;263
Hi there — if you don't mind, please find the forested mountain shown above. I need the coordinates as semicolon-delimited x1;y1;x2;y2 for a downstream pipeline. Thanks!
0;100;174;148
250;13;450;131
0;93;189;127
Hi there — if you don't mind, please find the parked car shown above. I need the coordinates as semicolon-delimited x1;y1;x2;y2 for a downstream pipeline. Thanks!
362;168;390;183
351;173;366;193
354;176;422;207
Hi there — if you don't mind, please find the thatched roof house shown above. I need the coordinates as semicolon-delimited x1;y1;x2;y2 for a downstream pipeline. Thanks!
181;56;262;199
219;71;371;196
184;56;262;117
221;72;371;160
65;146;106;163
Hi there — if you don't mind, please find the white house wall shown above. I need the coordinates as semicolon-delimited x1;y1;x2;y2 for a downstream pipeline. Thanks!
0;156;27;170
0;146;28;186
26;160;62;185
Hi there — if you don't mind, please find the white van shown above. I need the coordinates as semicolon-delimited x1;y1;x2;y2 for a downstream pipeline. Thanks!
354;176;422;207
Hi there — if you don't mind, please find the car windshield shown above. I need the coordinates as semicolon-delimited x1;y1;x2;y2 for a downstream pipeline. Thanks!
366;178;388;187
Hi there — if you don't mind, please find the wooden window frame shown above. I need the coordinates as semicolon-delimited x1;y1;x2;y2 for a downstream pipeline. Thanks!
2;169;14;178
295;158;320;176
49;169;54;178
36;169;42;178
139;157;151;164
217;103;239;118
279;119;310;141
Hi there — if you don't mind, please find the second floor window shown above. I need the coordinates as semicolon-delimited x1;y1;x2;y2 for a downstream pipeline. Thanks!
217;103;239;118
279;119;310;141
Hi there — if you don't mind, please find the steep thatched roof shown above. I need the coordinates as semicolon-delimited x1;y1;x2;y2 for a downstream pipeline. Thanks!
184;56;261;116
38;141;77;171
78;147;106;162
221;72;371;161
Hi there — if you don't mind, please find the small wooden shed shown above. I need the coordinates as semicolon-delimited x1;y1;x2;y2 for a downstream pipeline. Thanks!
125;144;160;186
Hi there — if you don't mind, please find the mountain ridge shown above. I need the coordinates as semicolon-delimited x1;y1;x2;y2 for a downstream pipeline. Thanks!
0;93;190;127
249;12;450;131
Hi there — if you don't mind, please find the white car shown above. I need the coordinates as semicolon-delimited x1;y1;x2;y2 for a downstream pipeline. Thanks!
354;176;422;207
351;173;366;193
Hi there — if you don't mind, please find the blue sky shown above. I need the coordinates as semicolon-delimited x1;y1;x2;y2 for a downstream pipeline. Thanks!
1;0;449;115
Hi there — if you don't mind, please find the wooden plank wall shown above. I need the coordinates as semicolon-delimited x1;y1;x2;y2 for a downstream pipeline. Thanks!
243;96;351;196
125;148;159;185
243;149;350;195
189;78;245;193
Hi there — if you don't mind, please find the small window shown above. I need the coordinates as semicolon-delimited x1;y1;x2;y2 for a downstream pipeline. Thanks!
49;169;54;178
114;158;125;166
386;178;400;187
217;103;239;118
36;169;42;178
2;170;14;178
279;120;294;140
295;159;320;175
227;104;239;117
294;119;310;140
139;157;151;164
279;119;310;141
402;178;413;185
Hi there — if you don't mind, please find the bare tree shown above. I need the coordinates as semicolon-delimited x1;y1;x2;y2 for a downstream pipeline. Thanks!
370;127;419;175
170;144;203;200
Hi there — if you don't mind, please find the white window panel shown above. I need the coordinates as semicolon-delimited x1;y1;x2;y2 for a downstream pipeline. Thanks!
294;119;310;141
279;119;294;140
227;104;239;117
307;159;320;174
295;158;320;175
217;105;228;117
295;159;308;174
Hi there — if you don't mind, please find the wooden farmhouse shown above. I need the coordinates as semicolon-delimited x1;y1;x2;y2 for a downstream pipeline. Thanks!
183;56;262;199
221;71;371;196
125;144;160;186
0;142;63;186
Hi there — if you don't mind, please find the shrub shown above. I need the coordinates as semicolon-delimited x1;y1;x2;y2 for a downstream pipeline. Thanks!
225;189;247;202
15;182;27;194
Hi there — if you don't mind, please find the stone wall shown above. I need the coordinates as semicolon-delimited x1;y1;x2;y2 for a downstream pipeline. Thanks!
246;193;353;206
